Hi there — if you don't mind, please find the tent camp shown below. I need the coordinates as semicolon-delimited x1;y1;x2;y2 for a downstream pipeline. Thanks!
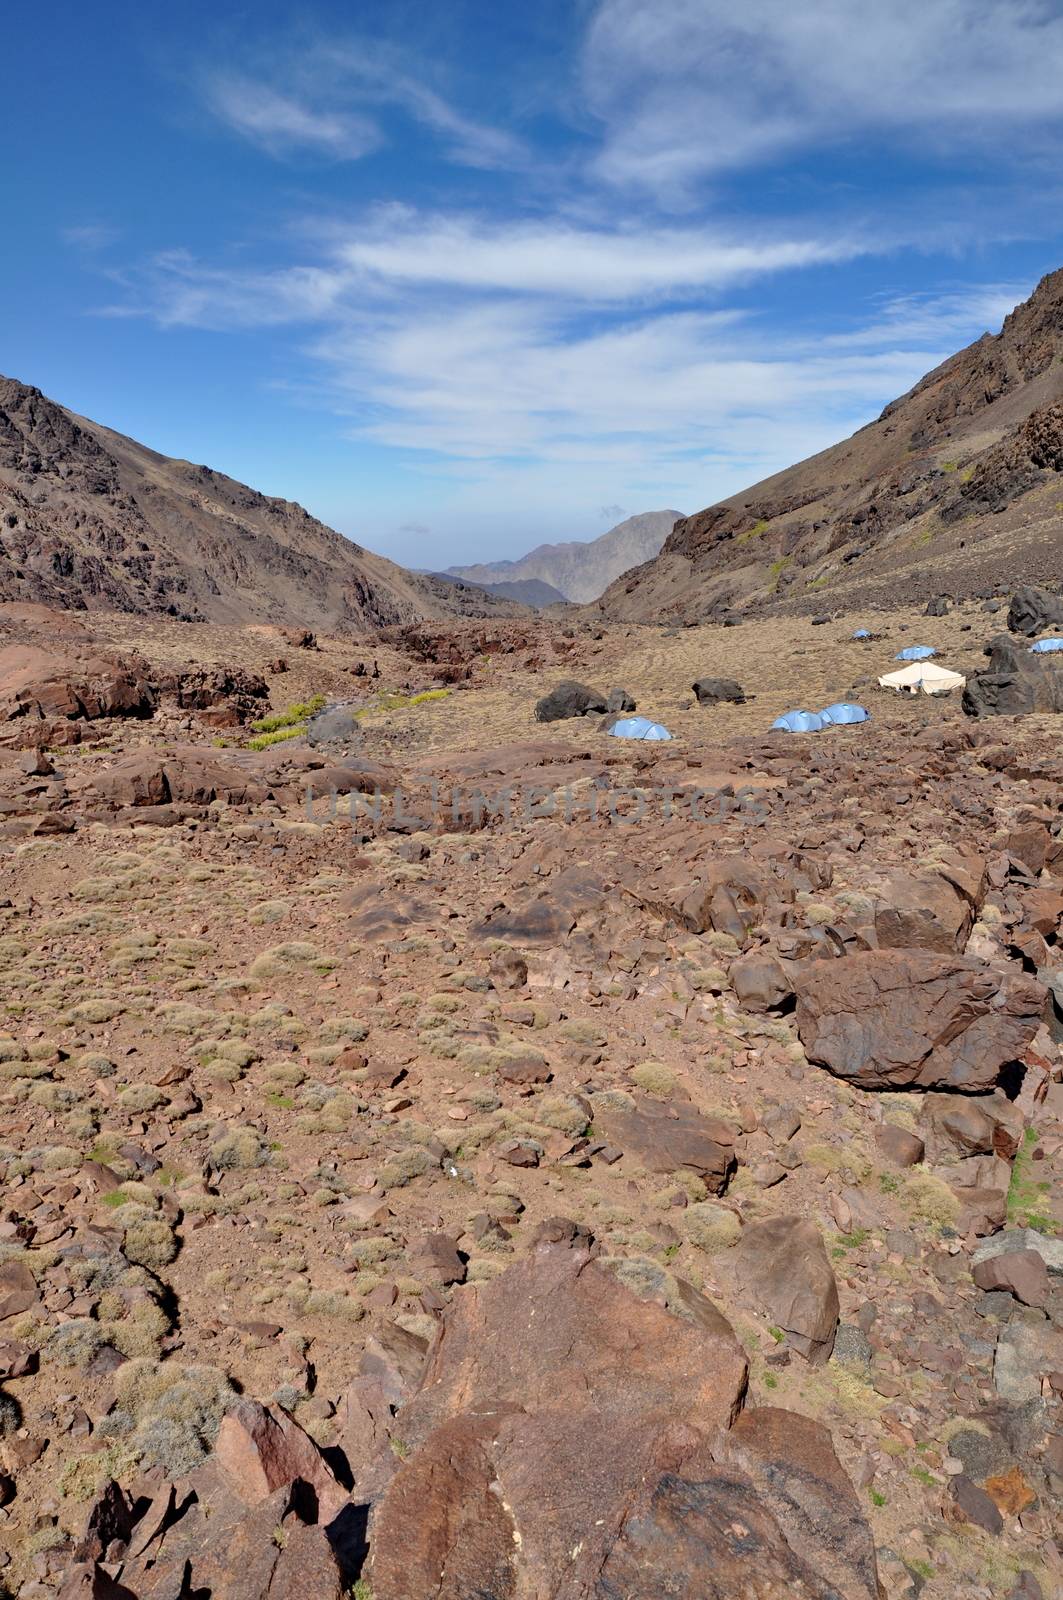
1029;638;1063;654
772;709;826;733
895;645;937;661
820;702;870;725
607;716;673;740
878;662;965;696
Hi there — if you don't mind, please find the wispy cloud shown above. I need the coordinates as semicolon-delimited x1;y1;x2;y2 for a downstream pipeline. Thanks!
585;0;1063;191
207;75;380;160
103;210;1029;513
62;223;120;252
205;41;525;170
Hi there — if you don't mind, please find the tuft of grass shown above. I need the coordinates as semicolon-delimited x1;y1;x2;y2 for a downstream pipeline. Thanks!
248;724;307;751
251;695;327;734
1007;1127;1055;1232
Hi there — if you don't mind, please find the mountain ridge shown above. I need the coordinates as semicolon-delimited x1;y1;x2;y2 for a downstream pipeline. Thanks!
595;268;1063;623
0;376;522;630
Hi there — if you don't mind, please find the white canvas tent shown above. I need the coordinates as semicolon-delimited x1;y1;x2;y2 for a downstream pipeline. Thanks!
878;661;966;696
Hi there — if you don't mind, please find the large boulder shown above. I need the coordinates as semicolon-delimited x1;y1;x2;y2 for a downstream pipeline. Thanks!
1007;584;1063;637
729;1217;839;1364
873;871;975;953
89;747;271;809
693;676;746;705
367;1237;879;1599
596;1094;737;1192
963;634;1063;717
795;949;1045;1091
533;680;607;722
638;854;795;939
157;666;270;725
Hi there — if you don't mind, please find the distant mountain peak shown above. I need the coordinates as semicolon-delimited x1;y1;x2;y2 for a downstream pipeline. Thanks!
445;509;683;604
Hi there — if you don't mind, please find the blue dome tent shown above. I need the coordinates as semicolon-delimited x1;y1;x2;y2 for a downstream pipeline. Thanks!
607;716;673;741
1029;638;1063;654
895;645;937;661
772;709;826;733
820;702;870;725
852;629;872;640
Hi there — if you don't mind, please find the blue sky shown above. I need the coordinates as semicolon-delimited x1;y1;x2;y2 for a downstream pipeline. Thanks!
6;0;1063;567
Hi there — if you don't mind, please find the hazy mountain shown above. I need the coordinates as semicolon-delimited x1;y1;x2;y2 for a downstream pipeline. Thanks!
428;571;569;607
445;510;682;604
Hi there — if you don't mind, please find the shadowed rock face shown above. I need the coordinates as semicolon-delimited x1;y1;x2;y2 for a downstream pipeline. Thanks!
367;1240;880;1600
963;633;1063;717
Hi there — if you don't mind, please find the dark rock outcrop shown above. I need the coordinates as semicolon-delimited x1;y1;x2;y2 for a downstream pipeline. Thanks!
795;949;1045;1091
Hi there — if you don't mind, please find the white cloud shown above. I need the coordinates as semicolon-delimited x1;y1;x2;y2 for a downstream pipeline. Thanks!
206;45;524;170
207;75;380;159
585;0;1063;190
328;210;866;299
108;215;1030;522
62;223;120;252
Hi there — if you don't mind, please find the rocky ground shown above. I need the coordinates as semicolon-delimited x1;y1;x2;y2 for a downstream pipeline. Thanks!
0;597;1059;1599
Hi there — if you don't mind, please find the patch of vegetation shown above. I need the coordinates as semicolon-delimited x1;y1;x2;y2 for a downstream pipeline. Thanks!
251;695;327;734
735;519;769;545
1007;1127;1055;1232
768;555;791;591
248;724;307;751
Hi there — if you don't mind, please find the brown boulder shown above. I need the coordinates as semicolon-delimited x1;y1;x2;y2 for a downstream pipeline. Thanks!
731;951;795;1012
0;644;156;728
369;1240;879;1598
369;1239;750;1599
712;1407;881;1599
730;1217;839;1364
875;1124;925;1167
639;854;794;940
874;872;973;953
795;950;1044;1091
89;747;270;809
972;1249;1050;1307
213;1398;348;1520
597;1095;737;1192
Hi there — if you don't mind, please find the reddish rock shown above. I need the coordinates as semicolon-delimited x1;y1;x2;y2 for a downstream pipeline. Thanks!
597;1095;737;1193
712;1407;881;1599
730;1217;839;1365
731;951;794;1012
949;1473;1004;1535
0;1259;39;1320
89;747;270;809
796;950;1044;1091
213;1398;347;1519
875;1124;924;1167
874;871;974;953
972;1249;1050;1307
405;1231;466;1287
368;1239;752;1600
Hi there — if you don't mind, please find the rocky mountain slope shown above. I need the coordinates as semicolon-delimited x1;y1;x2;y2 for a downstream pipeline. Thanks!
597;269;1063;623
446;508;682;603
0;376;520;629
